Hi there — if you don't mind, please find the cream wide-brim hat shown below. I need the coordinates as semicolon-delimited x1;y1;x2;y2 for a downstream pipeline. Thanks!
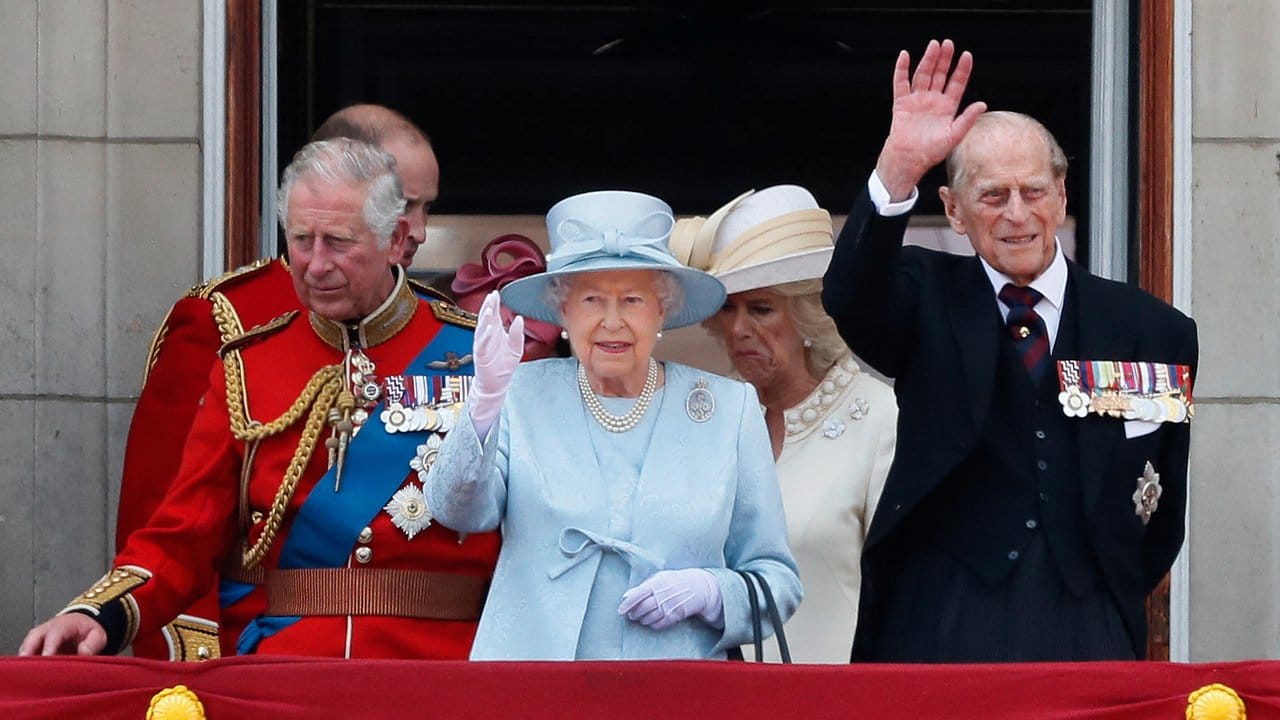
500;190;727;330
668;185;834;295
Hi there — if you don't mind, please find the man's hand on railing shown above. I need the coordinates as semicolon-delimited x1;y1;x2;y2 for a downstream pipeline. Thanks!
18;614;106;657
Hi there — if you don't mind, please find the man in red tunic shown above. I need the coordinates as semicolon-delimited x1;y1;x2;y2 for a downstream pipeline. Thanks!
23;138;499;660
114;105;449;660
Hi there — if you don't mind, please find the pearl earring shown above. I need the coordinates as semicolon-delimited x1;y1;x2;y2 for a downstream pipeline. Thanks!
656;331;663;340
803;337;813;348
560;329;569;340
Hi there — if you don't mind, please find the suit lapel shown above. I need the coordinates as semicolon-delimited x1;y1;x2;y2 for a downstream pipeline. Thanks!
947;258;1001;433
868;259;998;546
1068;265;1138;511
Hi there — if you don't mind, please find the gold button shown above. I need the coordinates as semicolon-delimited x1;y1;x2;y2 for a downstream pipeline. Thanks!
354;546;373;564
250;511;264;524
197;646;211;659
358;526;373;544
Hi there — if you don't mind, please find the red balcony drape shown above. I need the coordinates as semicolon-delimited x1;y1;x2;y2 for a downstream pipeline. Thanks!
1;656;1275;720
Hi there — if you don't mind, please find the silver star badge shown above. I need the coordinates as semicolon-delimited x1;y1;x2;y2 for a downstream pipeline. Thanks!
384;484;433;539
1132;461;1162;526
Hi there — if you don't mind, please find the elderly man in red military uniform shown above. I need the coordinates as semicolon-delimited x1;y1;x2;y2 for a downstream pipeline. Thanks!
114;105;449;660
21;138;498;660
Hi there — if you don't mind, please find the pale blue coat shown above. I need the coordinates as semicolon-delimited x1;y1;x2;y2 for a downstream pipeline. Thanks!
425;358;801;660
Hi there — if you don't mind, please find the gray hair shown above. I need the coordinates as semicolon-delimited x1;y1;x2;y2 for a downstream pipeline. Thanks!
546;270;685;323
944;111;1069;192
702;279;847;380
276;138;407;248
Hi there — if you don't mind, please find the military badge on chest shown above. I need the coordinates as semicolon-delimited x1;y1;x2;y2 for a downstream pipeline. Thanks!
1133;461;1162;525
1055;360;1194;423
326;348;382;492
380;374;469;435
378;373;472;540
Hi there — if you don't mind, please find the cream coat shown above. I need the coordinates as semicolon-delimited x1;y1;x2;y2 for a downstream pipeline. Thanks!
742;353;897;662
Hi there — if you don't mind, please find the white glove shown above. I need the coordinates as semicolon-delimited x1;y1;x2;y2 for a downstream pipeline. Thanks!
469;291;524;438
618;568;723;631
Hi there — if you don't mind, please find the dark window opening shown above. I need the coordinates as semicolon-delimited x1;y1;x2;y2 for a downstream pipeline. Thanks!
277;1;1093;265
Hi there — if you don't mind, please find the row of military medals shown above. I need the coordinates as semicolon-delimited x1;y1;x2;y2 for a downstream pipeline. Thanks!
324;349;470;541
380;372;470;540
1056;360;1193;423
1055;359;1192;527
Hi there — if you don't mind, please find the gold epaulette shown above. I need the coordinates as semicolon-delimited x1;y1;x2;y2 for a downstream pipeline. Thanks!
430;300;478;329
185;257;282;300
408;276;454;303
218;311;299;358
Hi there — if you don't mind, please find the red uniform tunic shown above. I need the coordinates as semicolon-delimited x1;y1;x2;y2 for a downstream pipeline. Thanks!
117;258;298;660
88;278;498;659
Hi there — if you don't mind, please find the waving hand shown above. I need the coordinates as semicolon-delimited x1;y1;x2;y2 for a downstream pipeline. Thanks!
875;39;987;201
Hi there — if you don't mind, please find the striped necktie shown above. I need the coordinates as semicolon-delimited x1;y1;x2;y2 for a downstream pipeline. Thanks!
998;283;1051;385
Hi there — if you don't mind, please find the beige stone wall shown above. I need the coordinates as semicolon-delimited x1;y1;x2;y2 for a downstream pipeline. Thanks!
1186;1;1280;660
0;0;201;651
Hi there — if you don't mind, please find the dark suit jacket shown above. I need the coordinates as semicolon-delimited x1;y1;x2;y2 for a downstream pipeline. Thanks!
822;189;1198;659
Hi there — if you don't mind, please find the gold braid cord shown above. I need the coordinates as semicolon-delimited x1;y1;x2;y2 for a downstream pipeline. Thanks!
210;291;247;343
226;359;344;568
215;288;346;568
140;306;175;385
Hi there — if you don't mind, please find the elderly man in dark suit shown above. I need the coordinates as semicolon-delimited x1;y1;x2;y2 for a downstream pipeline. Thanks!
822;39;1198;662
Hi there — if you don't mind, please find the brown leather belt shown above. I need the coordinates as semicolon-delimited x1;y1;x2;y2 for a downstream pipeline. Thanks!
264;568;487;621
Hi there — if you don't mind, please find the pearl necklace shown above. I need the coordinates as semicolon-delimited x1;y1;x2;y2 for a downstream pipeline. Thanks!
577;358;658;433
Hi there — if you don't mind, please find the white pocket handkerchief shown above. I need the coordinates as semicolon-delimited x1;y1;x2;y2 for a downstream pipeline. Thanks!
1124;419;1160;439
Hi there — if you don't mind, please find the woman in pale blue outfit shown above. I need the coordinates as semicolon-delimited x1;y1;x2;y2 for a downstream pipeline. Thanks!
424;190;801;660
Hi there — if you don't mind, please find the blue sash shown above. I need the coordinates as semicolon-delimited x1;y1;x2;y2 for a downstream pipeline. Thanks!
236;322;473;654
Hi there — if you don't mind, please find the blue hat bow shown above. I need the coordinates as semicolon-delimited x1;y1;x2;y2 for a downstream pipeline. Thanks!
551;210;676;270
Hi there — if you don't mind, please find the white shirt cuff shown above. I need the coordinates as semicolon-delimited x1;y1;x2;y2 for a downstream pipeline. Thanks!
868;170;918;217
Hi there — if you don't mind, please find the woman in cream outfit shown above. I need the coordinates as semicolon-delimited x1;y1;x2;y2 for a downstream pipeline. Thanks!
672;185;897;663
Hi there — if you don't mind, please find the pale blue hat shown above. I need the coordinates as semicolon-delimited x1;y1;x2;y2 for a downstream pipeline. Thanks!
500;190;727;330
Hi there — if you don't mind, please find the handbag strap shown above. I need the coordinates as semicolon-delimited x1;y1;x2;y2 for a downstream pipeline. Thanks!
744;570;792;663
737;570;764;661
733;569;791;663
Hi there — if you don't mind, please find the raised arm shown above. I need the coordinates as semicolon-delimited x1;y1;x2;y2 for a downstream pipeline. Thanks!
824;40;985;376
